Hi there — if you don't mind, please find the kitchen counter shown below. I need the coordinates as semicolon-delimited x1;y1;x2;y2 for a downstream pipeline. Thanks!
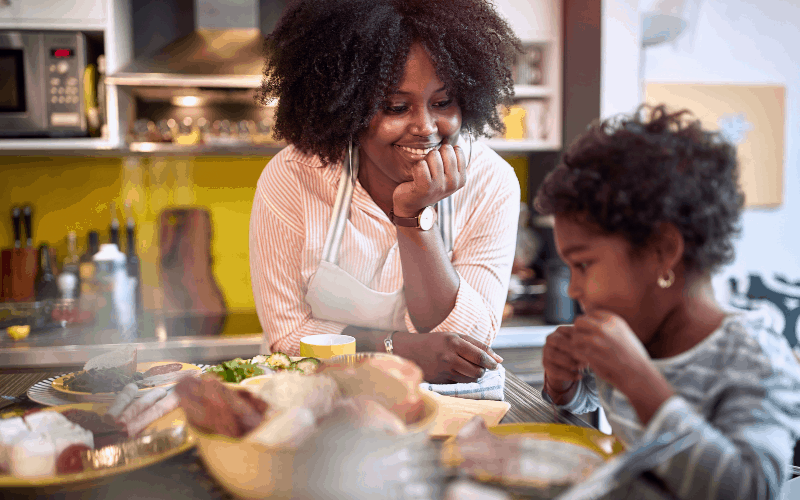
0;311;555;370
0;312;265;369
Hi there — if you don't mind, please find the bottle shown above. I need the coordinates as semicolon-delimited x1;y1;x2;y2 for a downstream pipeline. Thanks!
34;244;59;301
544;257;574;325
93;243;131;339
109;203;120;248
61;231;81;298
78;231;101;325
125;216;143;322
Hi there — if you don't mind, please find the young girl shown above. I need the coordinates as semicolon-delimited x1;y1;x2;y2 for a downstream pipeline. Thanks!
535;105;800;499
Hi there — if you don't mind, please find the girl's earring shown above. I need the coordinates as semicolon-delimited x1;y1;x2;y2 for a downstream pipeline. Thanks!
658;269;675;289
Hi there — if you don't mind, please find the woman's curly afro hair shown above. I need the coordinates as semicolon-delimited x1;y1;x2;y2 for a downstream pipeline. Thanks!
534;104;745;274
258;0;521;164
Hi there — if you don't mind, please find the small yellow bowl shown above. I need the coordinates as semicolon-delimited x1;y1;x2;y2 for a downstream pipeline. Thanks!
299;334;355;359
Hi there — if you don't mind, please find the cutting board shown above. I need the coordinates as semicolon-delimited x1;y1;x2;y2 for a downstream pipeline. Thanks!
424;389;511;437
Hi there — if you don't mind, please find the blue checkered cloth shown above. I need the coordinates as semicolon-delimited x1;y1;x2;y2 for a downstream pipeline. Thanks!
419;364;506;401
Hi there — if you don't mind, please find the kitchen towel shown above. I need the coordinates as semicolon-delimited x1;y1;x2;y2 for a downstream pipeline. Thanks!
419;364;506;401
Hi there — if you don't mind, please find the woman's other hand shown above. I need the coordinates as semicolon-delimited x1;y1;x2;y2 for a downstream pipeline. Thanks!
392;138;467;217
393;331;503;384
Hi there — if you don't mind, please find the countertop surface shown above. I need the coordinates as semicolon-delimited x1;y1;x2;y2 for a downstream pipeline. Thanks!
0;311;555;369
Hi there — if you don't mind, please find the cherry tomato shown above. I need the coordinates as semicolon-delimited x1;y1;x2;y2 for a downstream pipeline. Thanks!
56;444;90;474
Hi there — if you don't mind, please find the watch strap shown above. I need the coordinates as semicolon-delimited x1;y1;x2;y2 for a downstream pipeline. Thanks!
389;210;421;228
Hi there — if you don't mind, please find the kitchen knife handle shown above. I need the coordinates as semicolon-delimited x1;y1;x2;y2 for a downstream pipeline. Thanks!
22;205;32;247
12;206;21;249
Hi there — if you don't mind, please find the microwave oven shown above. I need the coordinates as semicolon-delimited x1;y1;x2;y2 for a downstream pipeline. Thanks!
0;31;88;138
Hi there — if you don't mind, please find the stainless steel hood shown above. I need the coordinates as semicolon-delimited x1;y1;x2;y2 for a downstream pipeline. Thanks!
106;29;264;88
106;0;277;89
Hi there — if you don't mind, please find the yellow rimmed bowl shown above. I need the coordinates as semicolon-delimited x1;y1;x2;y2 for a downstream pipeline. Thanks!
192;383;439;499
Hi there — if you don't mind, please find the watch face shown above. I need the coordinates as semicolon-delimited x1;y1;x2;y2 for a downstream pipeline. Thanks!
419;206;435;230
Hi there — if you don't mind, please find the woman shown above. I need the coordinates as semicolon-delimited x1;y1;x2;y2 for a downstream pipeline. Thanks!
250;0;522;384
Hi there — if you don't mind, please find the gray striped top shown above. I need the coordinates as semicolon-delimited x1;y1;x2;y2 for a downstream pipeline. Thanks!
552;314;800;499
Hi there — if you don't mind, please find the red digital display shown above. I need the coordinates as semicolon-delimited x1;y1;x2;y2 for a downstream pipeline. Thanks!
52;49;73;58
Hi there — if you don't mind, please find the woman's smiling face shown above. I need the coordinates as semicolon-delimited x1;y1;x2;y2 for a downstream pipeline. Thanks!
358;43;462;188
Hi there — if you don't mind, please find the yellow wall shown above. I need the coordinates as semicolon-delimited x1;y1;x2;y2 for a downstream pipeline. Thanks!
1;153;528;311
0;155;269;311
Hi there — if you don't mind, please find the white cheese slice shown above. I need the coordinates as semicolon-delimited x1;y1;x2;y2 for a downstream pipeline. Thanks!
10;432;56;478
0;417;30;471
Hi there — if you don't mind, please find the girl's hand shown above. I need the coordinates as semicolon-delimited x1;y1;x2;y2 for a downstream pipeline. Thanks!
392;138;467;217
569;311;653;394
542;325;587;391
392;331;503;384
569;311;676;425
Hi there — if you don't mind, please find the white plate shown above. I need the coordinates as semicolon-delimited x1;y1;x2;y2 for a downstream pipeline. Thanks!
27;365;211;407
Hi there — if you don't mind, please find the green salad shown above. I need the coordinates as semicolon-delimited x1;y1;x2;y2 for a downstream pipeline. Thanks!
206;352;322;383
205;358;265;383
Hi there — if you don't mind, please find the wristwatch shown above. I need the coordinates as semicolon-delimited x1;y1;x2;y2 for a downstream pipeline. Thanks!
384;331;396;354
390;206;436;230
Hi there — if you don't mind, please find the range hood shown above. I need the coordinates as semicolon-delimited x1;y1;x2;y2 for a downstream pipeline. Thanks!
106;29;265;88
106;0;283;89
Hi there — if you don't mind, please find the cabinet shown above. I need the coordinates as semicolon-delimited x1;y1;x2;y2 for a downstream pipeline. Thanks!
0;0;107;30
481;0;563;153
0;0;133;154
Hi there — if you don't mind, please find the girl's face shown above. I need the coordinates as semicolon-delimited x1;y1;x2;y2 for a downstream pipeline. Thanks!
553;214;665;344
358;43;462;188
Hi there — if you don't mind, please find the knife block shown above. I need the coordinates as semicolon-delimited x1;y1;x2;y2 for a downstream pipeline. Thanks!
10;247;37;302
0;249;11;301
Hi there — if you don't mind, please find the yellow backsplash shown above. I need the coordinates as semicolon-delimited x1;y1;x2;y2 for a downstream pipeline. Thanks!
0;154;528;311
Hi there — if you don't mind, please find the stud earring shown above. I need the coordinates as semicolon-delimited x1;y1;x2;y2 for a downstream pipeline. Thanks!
658;269;675;289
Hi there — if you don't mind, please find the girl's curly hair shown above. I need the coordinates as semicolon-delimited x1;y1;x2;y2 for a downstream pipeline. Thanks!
258;0;521;164
534;104;745;274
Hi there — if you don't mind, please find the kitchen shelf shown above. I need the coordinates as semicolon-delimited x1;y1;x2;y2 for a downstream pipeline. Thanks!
513;85;553;99
0;138;123;155
480;137;560;153
0;139;286;157
127;142;285;156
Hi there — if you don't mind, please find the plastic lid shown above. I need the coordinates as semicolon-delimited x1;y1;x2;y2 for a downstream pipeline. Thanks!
93;243;126;263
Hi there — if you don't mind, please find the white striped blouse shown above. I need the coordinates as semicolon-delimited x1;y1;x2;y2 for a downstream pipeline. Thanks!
249;141;520;355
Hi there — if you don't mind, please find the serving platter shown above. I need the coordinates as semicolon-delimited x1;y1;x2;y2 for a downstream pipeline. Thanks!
0;402;194;492
50;362;202;403
28;364;210;407
442;422;626;495
483;423;624;458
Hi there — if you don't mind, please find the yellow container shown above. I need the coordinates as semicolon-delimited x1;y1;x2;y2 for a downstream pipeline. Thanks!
191;389;439;499
299;334;356;359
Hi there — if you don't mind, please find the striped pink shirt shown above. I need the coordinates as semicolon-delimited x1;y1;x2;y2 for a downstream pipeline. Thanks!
249;141;520;355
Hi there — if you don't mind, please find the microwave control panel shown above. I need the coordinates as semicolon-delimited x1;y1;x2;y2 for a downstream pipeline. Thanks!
44;32;86;131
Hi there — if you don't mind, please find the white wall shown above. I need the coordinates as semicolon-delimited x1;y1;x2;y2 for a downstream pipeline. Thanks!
606;0;800;304
600;0;642;117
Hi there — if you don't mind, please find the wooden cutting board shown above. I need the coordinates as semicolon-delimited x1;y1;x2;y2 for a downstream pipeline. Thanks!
424;389;511;437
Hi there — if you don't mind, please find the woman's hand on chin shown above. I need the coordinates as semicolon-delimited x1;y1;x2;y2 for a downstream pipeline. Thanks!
392;138;467;217
391;331;502;384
